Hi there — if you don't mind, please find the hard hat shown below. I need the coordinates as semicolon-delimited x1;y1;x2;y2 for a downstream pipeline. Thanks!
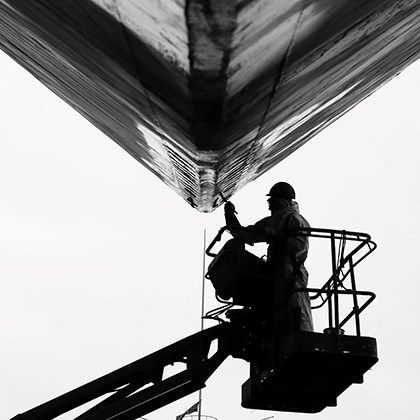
267;182;296;200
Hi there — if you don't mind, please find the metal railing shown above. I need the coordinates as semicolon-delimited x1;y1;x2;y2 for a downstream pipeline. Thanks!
287;227;376;336
205;226;376;336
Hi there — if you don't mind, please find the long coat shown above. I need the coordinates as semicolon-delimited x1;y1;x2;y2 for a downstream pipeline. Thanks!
226;202;313;336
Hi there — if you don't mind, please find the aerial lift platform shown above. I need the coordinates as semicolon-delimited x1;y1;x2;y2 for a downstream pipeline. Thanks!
12;227;378;419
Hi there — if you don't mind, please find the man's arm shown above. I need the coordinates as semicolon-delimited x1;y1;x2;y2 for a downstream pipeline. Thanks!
224;202;269;244
224;202;241;229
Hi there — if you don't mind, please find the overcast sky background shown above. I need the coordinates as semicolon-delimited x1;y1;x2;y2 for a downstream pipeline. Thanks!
1;49;419;420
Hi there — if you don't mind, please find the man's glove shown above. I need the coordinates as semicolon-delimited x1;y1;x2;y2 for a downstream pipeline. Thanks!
224;201;236;217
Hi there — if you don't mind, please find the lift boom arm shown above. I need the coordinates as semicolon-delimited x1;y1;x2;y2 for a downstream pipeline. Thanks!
12;324;233;420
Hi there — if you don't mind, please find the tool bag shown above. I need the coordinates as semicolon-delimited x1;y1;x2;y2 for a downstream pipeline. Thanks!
206;238;272;306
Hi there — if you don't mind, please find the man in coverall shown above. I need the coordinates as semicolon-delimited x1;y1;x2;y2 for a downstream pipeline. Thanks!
224;182;313;340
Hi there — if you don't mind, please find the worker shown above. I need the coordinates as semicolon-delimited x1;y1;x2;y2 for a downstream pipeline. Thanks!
224;182;313;338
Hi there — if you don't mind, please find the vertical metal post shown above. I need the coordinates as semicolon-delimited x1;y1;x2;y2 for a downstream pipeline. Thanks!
198;228;206;420
326;233;333;329
349;256;361;336
327;283;333;329
200;228;206;332
330;233;339;332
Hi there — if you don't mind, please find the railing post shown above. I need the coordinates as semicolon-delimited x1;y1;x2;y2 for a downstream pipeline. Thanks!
327;282;333;330
330;233;340;332
349;256;361;336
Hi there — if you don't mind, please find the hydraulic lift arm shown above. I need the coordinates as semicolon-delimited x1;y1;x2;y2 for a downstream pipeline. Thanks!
12;323;234;420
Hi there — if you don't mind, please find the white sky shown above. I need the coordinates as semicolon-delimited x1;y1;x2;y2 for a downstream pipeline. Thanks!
0;49;419;420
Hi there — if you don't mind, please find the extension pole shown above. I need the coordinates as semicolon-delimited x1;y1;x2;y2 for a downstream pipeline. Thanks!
198;228;207;420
